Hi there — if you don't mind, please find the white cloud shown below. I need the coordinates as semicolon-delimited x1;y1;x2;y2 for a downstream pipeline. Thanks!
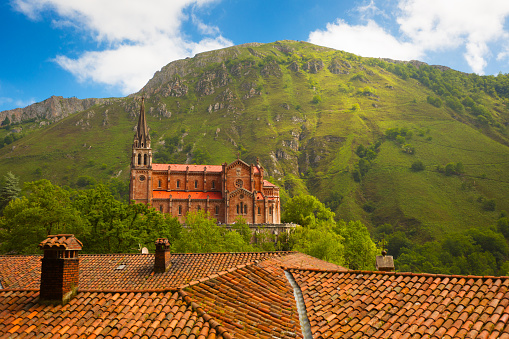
309;0;509;74
0;97;14;106
192;13;220;35
16;98;36;108
12;0;232;94
0;97;36;109
308;19;422;61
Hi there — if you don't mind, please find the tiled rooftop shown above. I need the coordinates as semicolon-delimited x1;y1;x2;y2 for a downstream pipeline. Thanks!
0;252;291;290
289;268;509;339
2;249;509;338
0;252;343;338
0;290;224;339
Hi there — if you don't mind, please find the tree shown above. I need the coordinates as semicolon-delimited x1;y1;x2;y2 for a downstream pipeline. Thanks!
192;149;211;165
0;172;21;213
410;161;425;172
387;231;413;258
444;163;456;176
73;184;181;253
174;211;253;253
1;116;10;126
282;194;335;227
334;220;377;270
482;199;496;211
498;217;509;238
291;220;344;266
0;180;84;254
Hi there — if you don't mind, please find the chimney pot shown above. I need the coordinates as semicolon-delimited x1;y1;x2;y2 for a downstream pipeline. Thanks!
39;234;82;304
154;238;171;273
376;250;395;272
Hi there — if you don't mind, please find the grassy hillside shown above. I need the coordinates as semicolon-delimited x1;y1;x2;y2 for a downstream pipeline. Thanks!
1;40;509;243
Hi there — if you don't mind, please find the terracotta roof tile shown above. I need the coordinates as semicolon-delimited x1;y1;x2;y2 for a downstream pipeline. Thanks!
289;268;509;339
0;252;292;290
39;234;83;251
152;164;223;172
2;250;509;338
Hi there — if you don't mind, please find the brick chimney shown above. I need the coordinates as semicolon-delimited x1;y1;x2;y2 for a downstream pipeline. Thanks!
39;234;82;304
154;238;171;273
375;250;395;272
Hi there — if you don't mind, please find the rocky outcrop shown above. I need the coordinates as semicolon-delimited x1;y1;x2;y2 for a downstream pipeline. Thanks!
302;59;324;73
328;59;352;74
195;64;231;97
149;102;172;118
0;96;111;124
260;62;282;77
288;61;300;72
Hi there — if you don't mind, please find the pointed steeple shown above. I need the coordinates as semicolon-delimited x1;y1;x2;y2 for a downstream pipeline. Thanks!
135;97;150;148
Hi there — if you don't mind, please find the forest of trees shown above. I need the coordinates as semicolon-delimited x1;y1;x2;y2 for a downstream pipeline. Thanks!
0;174;377;270
0;172;508;275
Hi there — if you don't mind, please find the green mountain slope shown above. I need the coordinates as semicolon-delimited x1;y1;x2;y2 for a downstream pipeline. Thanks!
1;40;509;241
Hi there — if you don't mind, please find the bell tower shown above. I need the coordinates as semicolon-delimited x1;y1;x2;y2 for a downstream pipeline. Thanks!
129;97;153;204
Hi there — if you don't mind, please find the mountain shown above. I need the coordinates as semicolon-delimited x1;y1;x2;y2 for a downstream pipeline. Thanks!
1;40;509;242
0;95;111;125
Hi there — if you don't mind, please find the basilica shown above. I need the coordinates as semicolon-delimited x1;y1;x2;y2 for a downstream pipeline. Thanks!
129;98;281;224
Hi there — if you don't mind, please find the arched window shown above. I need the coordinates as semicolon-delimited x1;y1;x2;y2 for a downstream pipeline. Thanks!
158;179;162;188
159;205;163;212
215;205;219;215
236;204;239;214
258;207;261;215
176;179;180;188
212;181;216;189
144;154;147;165
269;207;273;215
178;205;182;215
137;154;141;165
244;205;247;214
194;180;198;189
197;205;201;211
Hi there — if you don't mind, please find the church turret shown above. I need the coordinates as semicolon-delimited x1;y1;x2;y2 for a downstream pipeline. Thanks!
129;97;153;204
132;97;152;169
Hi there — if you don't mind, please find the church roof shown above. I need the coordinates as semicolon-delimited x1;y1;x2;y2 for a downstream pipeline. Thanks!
152;191;223;200
152;164;223;172
263;180;277;187
134;97;150;146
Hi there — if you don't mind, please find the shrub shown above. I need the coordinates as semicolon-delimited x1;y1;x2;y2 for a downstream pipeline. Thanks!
483;199;496;211
411;161;425;172
427;96;442;108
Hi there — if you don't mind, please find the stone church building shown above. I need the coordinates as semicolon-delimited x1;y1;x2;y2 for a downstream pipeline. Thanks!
129;98;281;224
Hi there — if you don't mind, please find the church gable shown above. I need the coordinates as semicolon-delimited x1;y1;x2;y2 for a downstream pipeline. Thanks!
229;187;255;198
225;159;251;171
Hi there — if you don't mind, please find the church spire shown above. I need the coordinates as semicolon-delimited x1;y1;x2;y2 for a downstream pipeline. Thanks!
135;97;150;148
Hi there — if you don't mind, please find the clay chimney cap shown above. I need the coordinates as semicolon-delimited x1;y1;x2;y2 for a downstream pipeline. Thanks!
155;238;171;247
39;234;83;251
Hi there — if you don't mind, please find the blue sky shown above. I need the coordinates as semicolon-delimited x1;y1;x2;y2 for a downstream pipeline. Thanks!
2;0;509;111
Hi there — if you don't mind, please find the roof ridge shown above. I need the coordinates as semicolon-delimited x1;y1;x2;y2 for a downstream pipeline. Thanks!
178;289;234;339
178;260;260;289
0;288;39;292
285;267;509;279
